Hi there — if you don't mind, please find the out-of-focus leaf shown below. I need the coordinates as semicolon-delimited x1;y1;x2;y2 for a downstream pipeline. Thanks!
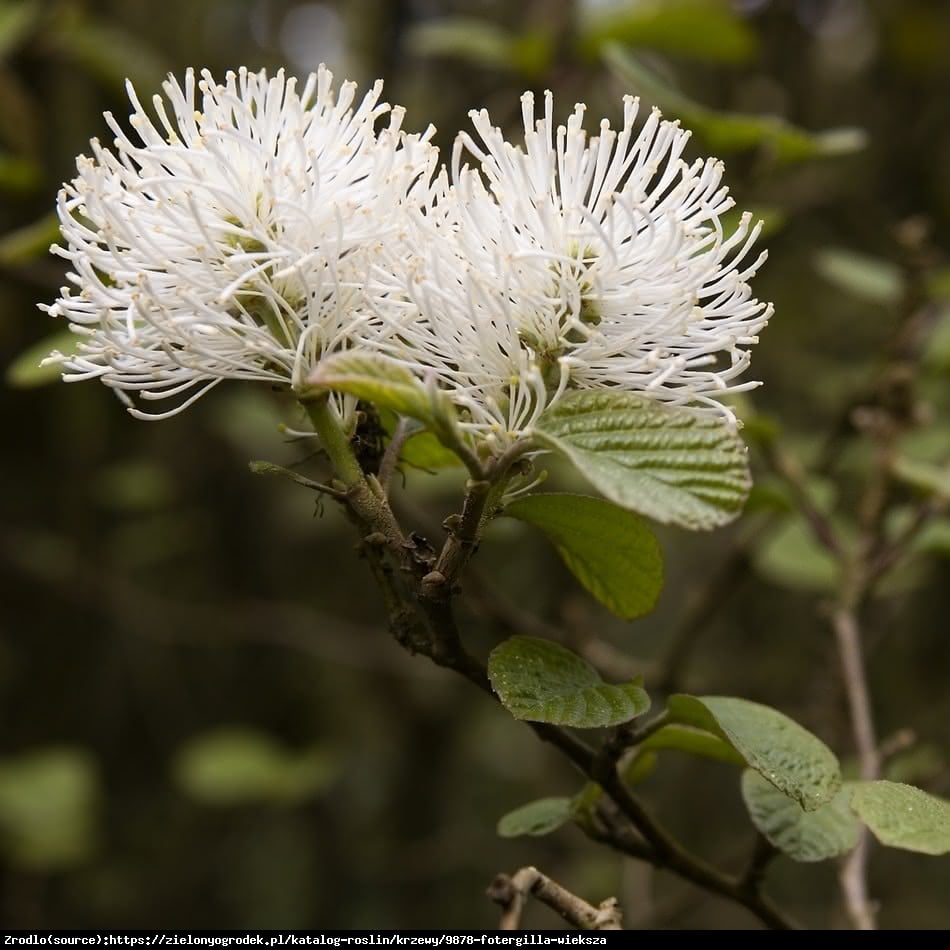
504;493;663;620
669;695;841;811
407;18;552;77
0;0;40;61
813;248;904;305
50;15;167;94
605;45;866;162
174;728;338;807
892;456;950;500
926;267;950;301
0;152;40;192
721;205;788;241
93;460;175;512
497;796;574;838
885;745;945;786
912;518;950;558
580;0;758;65
5;330;76;388
753;517;841;592
850;781;950;855
923;309;950;372
488;636;651;728
0;212;61;265
742;771;859;862
0;748;99;870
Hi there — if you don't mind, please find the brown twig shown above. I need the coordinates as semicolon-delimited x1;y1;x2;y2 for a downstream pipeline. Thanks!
832;597;879;931
487;866;622;930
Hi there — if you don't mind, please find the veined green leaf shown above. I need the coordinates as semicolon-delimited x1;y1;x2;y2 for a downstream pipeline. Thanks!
504;493;663;620
850;781;950;855
488;636;651;728
742;771;859;862
533;390;751;531
669;695;841;810
308;352;447;428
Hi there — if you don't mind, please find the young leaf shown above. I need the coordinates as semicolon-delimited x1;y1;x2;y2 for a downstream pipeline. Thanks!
850;781;950;855
669;695;841;810
488;636;651;728
741;771;859;862
504;493;663;620
532;390;751;531
496;796;575;838
640;724;746;766
308;352;448;428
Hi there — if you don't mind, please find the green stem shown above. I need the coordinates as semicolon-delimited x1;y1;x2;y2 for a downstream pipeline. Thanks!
302;395;363;488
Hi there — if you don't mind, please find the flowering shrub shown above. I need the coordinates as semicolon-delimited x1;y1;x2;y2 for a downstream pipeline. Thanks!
34;67;950;931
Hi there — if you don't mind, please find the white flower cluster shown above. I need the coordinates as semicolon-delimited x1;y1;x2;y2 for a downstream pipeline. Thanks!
44;68;770;434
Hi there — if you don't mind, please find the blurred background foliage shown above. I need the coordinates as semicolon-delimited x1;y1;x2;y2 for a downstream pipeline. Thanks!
2;0;950;930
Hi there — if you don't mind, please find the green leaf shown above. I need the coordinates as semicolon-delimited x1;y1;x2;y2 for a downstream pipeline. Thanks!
892;456;950;501
640;723;746;766
5;330;77;388
669;695;841;810
308;352;448;428
50;14;167;94
621;750;659;785
753;517;841;592
408;18;516;68
0;212;61;265
504;493;663;620
497;796;575;838
0;748;99;870
814;248;904;305
488;636;651;728
400;431;462;470
605;45;866;162
850;781;950;855
533;390;751;531
741;771;859;862
173;728;338;807
407;18;552;77
580;0;758;65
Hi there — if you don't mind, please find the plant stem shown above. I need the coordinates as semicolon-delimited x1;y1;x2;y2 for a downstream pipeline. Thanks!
302;395;363;487
832;596;879;931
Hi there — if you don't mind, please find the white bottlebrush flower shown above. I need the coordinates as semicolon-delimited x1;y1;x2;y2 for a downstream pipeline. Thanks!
42;66;436;418
373;91;771;440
